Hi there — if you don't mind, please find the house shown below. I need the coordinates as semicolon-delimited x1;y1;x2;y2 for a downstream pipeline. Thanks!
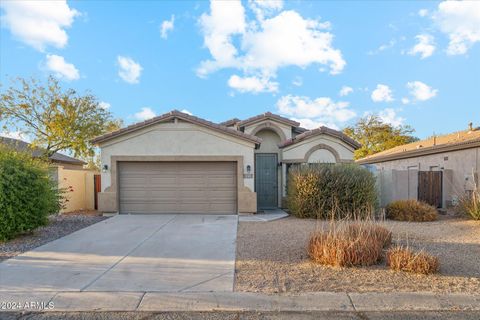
91;110;360;215
357;124;480;209
0;136;97;213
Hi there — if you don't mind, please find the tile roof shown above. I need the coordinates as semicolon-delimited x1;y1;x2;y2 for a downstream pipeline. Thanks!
219;118;241;127
91;110;262;145
0;136;86;165
278;126;361;150
237;112;300;128
357;128;480;164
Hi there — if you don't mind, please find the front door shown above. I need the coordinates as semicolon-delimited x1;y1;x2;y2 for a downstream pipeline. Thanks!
255;153;278;209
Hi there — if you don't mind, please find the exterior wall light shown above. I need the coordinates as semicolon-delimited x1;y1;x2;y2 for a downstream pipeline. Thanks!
102;164;109;173
246;165;251;173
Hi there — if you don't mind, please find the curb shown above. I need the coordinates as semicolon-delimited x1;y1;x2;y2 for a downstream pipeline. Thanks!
1;291;479;312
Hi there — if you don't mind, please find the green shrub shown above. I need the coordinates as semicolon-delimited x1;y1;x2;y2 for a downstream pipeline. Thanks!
457;190;480;220
385;200;437;222
287;164;377;219
0;145;61;241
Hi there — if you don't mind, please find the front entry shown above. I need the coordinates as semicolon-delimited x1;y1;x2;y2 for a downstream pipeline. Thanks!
255;153;278;209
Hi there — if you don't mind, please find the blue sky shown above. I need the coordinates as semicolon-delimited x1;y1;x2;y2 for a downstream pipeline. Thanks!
1;0;479;139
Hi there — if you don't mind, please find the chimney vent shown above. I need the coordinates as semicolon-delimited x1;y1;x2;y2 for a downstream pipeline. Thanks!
469;122;473;131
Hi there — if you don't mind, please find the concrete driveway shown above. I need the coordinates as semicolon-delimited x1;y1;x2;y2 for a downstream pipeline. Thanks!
0;214;237;292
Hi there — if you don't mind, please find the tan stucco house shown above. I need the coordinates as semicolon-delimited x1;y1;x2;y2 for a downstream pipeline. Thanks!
92;110;360;215
357;125;480;209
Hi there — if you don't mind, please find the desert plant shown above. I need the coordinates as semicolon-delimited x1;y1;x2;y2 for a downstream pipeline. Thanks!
308;220;391;267
457;191;480;220
386;246;439;275
456;173;480;220
385;200;437;222
287;163;377;219
0;145;62;241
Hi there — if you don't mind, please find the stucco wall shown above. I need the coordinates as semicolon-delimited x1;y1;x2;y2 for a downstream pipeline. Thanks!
243;120;292;141
100;120;256;192
98;120;257;213
282;135;355;163
370;147;480;207
57;167;96;213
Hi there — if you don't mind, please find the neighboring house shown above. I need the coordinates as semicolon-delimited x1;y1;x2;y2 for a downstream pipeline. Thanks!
0;136;97;213
92;110;360;215
357;124;480;209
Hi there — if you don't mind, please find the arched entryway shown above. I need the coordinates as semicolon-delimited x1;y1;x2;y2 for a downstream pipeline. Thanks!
254;128;282;209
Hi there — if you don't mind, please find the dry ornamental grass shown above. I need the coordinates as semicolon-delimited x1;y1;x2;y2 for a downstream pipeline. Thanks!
385;200;438;222
308;221;392;267
386;246;439;275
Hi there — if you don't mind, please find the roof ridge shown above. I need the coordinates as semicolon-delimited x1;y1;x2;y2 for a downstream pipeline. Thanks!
91;110;262;145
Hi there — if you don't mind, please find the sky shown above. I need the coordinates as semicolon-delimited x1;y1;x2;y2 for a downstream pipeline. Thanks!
1;0;479;140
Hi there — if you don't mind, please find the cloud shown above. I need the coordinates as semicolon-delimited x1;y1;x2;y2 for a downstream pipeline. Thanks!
401;97;410;105
228;74;278;93
418;9;429;17
180;109;193;115
368;39;396;55
433;1;480;55
134;107;156;121
117;56;142;84
44;54;79;80
290;118;339;130
1;130;30;142
160;15;175;39
99;102;111;110
197;0;345;93
339;86;353;97
276;95;356;129
378;108;405;127
407;81;438;101
292;76;303;87
371;84;394;102
408;34;436;59
248;0;283;21
0;0;79;51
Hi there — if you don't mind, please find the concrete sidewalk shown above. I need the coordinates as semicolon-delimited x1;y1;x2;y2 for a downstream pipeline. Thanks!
1;291;479;312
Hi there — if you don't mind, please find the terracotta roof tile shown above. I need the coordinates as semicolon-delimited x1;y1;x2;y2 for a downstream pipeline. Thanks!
237;112;300;127
0;136;86;165
357;128;480;164
278;126;361;150
91;110;262;145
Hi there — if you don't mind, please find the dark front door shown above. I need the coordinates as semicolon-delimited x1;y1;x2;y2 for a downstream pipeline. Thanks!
418;171;443;208
255;153;278;209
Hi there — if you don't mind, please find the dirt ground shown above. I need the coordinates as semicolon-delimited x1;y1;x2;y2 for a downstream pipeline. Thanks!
234;216;480;293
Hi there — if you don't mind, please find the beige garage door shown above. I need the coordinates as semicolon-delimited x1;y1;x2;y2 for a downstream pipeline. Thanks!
118;162;237;214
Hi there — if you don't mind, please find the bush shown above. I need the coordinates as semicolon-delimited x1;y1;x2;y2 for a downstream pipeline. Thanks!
308;221;391;267
457;190;480;220
385;200;437;222
0;145;61;241
287;164;377;219
386;246;439;275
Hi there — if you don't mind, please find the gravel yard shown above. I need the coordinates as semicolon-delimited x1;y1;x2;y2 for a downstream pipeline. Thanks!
0;213;108;262
235;216;480;294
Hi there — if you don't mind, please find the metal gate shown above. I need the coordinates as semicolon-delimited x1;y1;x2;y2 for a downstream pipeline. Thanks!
418;171;443;208
255;153;278;209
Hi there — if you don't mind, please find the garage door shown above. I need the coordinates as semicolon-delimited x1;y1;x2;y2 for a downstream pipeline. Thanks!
118;162;237;214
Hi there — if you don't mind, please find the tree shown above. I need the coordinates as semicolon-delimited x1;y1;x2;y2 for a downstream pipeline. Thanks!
0;76;122;158
343;115;417;160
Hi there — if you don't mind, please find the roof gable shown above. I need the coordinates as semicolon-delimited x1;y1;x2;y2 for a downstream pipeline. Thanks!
279;126;361;150
91;110;262;145
237;112;300;128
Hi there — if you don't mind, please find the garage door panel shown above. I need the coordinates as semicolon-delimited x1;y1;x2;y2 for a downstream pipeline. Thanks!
119;161;237;214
